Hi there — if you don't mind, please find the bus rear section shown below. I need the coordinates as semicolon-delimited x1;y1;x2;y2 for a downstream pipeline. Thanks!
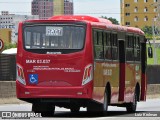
16;21;94;115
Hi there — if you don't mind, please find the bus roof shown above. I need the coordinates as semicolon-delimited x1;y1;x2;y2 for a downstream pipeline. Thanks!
24;15;144;35
49;15;112;24
49;15;144;35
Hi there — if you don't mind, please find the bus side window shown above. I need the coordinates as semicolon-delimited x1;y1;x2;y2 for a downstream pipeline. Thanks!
104;32;112;60
134;36;140;61
93;30;104;60
112;33;118;60
126;35;134;62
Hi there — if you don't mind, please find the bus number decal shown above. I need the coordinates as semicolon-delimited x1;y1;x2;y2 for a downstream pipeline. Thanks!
46;27;63;36
103;69;112;76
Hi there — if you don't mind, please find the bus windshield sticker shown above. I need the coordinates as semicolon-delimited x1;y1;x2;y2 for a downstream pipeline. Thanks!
46;27;63;36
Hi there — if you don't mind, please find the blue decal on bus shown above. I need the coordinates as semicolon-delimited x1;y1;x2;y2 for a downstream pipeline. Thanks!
29;74;38;84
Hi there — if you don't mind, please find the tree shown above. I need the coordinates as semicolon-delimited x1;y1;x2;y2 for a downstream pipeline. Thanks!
142;26;153;40
142;26;152;35
101;16;119;25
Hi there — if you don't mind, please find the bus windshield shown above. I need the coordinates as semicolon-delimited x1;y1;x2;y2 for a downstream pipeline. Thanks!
23;24;85;51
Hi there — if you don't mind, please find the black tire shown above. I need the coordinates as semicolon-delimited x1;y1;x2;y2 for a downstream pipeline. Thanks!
87;101;103;112
87;91;108;114
126;91;137;113
32;103;55;117
70;107;80;113
103;91;108;112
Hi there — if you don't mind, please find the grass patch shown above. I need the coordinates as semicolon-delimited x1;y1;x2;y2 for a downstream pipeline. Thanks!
147;45;160;65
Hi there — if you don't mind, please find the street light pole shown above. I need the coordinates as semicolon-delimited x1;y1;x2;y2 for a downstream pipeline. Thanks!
152;18;157;64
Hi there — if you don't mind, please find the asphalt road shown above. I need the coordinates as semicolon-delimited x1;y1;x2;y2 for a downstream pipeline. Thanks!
0;98;160;120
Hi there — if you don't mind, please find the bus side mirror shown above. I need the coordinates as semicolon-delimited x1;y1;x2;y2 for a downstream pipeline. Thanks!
148;47;153;58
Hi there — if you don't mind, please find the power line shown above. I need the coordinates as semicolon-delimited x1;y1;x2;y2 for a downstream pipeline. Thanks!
0;2;31;4
0;10;121;15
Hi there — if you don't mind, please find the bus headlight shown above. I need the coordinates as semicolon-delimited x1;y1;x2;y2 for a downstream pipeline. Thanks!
82;64;93;85
17;64;26;85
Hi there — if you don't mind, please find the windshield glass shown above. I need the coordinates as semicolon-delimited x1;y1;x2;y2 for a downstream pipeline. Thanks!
24;24;85;50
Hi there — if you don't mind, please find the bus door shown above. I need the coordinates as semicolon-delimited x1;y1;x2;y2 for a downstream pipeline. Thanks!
118;39;125;101
140;37;147;101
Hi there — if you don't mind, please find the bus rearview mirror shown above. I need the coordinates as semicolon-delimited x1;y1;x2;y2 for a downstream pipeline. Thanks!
148;47;153;58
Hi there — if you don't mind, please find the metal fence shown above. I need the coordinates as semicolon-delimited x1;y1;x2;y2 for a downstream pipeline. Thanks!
0;54;159;84
0;54;16;81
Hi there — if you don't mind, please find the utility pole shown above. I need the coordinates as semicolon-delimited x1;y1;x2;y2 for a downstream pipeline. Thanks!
152;18;157;64
151;0;160;64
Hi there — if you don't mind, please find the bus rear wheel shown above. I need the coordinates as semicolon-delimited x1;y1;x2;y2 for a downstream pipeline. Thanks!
70;106;80;113
87;90;108;114
126;91;137;113
103;90;108;112
32;103;55;117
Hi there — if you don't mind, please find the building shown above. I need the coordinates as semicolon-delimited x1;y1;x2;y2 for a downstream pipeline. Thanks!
54;0;73;16
121;0;158;28
0;29;11;44
31;0;73;18
0;11;39;43
64;0;74;15
54;0;64;16
32;0;53;20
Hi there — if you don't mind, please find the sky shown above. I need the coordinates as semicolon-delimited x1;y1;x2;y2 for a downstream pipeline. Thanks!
0;0;120;22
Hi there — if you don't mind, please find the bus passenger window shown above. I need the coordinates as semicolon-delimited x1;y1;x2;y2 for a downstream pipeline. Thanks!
112;34;118;60
104;33;112;60
126;35;134;61
134;36;140;61
93;31;104;60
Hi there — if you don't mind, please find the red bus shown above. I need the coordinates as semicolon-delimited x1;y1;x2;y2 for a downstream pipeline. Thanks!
16;15;148;115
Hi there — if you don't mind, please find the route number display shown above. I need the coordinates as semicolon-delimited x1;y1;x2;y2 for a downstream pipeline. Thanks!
46;27;63;36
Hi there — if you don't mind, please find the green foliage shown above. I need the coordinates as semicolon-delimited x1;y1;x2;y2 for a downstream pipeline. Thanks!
142;26;160;40
142;26;152;35
101;16;119;25
3;43;17;50
142;26;154;40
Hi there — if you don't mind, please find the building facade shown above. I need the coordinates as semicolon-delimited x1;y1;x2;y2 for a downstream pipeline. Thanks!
32;0;53;20
0;29;11;44
54;0;64;16
32;0;73;18
0;11;39;43
121;0;158;28
54;0;73;16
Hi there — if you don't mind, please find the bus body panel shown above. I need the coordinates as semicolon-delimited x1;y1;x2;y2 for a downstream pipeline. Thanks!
92;62;120;104
16;21;94;100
